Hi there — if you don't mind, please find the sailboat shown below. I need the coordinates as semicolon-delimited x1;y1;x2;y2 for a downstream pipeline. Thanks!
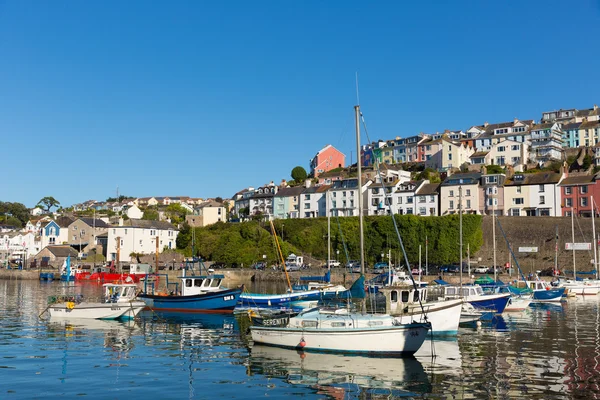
239;221;348;310
249;105;431;356
555;206;600;295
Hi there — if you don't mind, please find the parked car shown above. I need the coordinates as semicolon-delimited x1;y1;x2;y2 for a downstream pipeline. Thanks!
251;262;266;270
373;262;389;271
345;260;360;269
210;262;226;269
411;268;423;275
284;264;301;272
327;260;341;268
474;266;489;274
440;264;460;273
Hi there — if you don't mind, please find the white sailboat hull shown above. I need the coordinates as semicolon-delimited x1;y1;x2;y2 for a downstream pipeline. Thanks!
395;298;463;335
560;282;600;296
504;297;532;311
251;323;429;356
48;301;146;320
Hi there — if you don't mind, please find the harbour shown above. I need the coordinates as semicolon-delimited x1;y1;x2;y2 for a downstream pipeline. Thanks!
2;279;600;399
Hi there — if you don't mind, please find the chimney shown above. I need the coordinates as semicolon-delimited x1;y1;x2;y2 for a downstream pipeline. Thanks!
594;104;598;111
484;122;489;128
304;179;312;188
560;161;569;177
514;118;519;124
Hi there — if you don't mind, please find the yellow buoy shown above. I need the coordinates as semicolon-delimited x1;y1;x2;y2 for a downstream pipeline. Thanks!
66;302;75;310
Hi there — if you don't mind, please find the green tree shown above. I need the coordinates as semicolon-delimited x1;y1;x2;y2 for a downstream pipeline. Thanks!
0;202;30;226
291;166;308;183
166;203;189;224
582;154;593;170
142;208;159;221
485;165;504;174
36;196;60;212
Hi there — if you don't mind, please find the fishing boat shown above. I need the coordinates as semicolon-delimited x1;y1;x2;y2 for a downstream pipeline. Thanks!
250;105;430;356
76;261;147;283
443;284;511;314
46;282;146;320
476;276;532;312
138;272;243;313
512;279;565;302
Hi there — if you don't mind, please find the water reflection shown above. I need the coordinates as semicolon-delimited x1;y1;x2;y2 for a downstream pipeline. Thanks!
248;344;431;398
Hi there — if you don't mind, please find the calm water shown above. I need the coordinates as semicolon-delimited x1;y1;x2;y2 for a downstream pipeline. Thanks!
1;280;599;399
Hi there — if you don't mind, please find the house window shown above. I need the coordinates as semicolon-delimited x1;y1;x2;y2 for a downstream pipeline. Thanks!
498;146;505;152
566;198;572;207
449;190;454;197
517;187;522;194
350;191;354;197
466;189;471;196
332;192;336;198
514;198;524;205
449;201;454;209
398;197;403;204
372;188;379;194
304;203;310;209
419;196;426;203
539;185;545;193
419;207;426;215
581;197;588;207
540;196;545;205
581;186;588;194
343;191;347;197
407;197;413;204
511;209;520;216
487;198;498;206
511;145;520;150
448;153;452;161
430;195;435;202
124;229;127;235
466;200;471;209
406;208;413;215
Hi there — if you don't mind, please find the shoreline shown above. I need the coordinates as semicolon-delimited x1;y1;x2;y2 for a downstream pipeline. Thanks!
0;268;552;285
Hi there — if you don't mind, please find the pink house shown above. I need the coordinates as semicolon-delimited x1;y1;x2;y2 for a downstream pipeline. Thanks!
310;144;345;177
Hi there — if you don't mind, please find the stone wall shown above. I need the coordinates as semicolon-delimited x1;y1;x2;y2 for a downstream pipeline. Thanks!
478;215;598;273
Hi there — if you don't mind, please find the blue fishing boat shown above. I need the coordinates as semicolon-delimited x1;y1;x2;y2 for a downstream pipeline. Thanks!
60;256;75;282
139;273;243;313
442;284;511;314
511;280;565;302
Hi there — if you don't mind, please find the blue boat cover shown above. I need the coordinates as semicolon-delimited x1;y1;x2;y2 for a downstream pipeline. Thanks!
349;275;366;298
432;279;450;286
299;270;331;283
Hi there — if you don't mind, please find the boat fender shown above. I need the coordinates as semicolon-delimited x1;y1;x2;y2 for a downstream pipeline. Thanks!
66;302;75;310
297;338;306;348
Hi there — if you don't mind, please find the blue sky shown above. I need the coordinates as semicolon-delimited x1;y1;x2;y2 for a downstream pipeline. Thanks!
1;1;600;208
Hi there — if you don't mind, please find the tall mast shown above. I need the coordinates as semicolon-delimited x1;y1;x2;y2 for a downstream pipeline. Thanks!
572;207;576;279
493;189;497;282
554;225;558;273
355;105;365;276
593;196;598;280
459;185;463;289
327;192;331;270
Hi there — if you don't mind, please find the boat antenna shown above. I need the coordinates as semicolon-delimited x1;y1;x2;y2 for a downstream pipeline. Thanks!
355;72;360;106
359;112;427;318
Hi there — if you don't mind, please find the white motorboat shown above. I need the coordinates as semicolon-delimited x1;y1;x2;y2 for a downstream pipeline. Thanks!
380;285;463;335
47;283;146;320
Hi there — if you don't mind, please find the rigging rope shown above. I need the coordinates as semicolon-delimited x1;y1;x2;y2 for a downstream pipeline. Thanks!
359;111;428;320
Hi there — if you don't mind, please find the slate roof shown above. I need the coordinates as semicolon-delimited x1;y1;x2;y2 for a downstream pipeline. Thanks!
79;217;110;228
505;172;561;186
562;122;582;131
46;246;79;257
416;183;440;195
122;219;177;230
558;175;595;186
441;173;482;186
471;151;489;158
55;216;76;228
274;186;305;198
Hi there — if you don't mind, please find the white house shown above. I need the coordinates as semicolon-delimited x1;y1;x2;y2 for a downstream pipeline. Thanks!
326;178;371;217
366;172;411;216
503;172;562;216
439;173;482;215
186;200;226;227
126;205;143;219
415;183;440;216
300;183;331;218
0;231;40;266
470;139;530;167
106;219;179;263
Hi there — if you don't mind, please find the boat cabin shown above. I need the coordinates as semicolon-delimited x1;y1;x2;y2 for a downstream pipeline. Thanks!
103;283;139;303
380;285;428;315
180;275;224;296
130;263;153;275
444;285;485;299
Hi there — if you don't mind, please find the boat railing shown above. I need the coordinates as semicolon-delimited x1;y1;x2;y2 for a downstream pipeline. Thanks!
143;273;179;295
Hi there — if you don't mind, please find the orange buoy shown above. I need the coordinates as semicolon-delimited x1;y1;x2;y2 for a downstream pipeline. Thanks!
298;338;306;348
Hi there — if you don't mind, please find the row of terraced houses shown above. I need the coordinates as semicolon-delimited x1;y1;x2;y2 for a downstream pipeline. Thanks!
233;104;600;220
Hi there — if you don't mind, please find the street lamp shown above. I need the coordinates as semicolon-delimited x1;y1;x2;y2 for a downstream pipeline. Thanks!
172;258;176;270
